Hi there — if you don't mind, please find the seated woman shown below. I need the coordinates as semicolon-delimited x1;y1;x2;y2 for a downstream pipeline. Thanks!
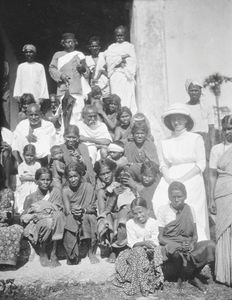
113;197;164;296
60;125;95;186
62;162;99;265
21;167;65;267
0;169;23;268
157;181;215;291
114;106;132;143
124;122;159;174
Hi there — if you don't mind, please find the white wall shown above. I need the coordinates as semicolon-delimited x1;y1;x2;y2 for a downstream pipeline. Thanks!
165;0;232;109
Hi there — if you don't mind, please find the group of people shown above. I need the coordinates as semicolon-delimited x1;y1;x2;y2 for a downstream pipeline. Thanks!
0;24;231;297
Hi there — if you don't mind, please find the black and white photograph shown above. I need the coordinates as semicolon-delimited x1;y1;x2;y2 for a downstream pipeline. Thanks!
0;0;232;299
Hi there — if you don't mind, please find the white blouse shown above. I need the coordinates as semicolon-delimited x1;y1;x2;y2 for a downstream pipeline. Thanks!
126;217;159;248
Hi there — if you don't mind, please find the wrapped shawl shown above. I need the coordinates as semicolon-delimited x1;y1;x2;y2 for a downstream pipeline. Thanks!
63;182;97;260
22;188;65;244
214;145;232;240
162;204;215;268
124;140;159;165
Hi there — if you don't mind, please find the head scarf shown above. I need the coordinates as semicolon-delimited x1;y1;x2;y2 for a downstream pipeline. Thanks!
22;44;37;53
108;142;124;153
185;79;203;93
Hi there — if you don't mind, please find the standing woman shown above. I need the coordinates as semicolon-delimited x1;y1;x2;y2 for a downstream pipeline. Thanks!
152;103;209;241
209;115;232;286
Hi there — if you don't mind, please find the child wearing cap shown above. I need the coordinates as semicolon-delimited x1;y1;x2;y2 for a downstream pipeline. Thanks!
13;44;49;104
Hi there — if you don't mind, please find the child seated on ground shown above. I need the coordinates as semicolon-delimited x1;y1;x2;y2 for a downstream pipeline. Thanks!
99;94;121;139
114;106;132;143
106;140;128;168
18;93;35;123
49;145;65;189
15;144;41;213
62;162;99;265
113;197;163;296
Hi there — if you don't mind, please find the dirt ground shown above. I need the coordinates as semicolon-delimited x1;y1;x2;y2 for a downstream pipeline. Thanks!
0;250;232;300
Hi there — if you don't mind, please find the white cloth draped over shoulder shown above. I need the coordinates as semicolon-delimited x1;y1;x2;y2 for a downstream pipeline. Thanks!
13;62;49;101
77;120;112;164
104;41;137;114
86;53;109;96
55;51;91;128
152;131;210;242
57;50;91;97
12;119;56;159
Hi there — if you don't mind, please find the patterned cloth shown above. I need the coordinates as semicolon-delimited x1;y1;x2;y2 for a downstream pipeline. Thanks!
0;224;23;265
113;246;164;296
0;188;23;266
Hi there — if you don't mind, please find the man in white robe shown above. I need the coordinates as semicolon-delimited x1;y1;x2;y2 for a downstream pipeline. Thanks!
49;33;90;126
104;26;137;114
12;104;56;166
13;44;49;103
77;105;112;164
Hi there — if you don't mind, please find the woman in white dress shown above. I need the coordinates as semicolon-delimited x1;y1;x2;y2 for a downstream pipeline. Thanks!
152;103;210;241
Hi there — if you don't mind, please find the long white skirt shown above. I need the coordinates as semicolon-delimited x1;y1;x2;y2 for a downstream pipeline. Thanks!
152;163;210;242
110;72;137;115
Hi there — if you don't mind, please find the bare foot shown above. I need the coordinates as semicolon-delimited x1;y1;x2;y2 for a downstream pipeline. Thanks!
89;255;100;264
106;252;116;263
50;258;61;268
189;277;207;293
40;255;50;267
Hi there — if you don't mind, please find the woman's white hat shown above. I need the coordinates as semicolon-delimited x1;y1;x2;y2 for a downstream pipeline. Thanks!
162;103;194;131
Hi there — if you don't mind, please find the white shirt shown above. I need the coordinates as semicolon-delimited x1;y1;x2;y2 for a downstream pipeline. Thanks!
126;217;159;248
1;127;13;146
12;119;56;159
187;98;215;133
13;62;49;100
209;143;232;169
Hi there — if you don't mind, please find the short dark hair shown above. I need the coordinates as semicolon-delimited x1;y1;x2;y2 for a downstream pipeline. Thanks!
35;167;52;181
130;197;147;210
23;144;36;156
64;125;80;137
88;36;100;45
168;181;187;200
222;114;232;131
65;161;86;178
94;158;117;177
